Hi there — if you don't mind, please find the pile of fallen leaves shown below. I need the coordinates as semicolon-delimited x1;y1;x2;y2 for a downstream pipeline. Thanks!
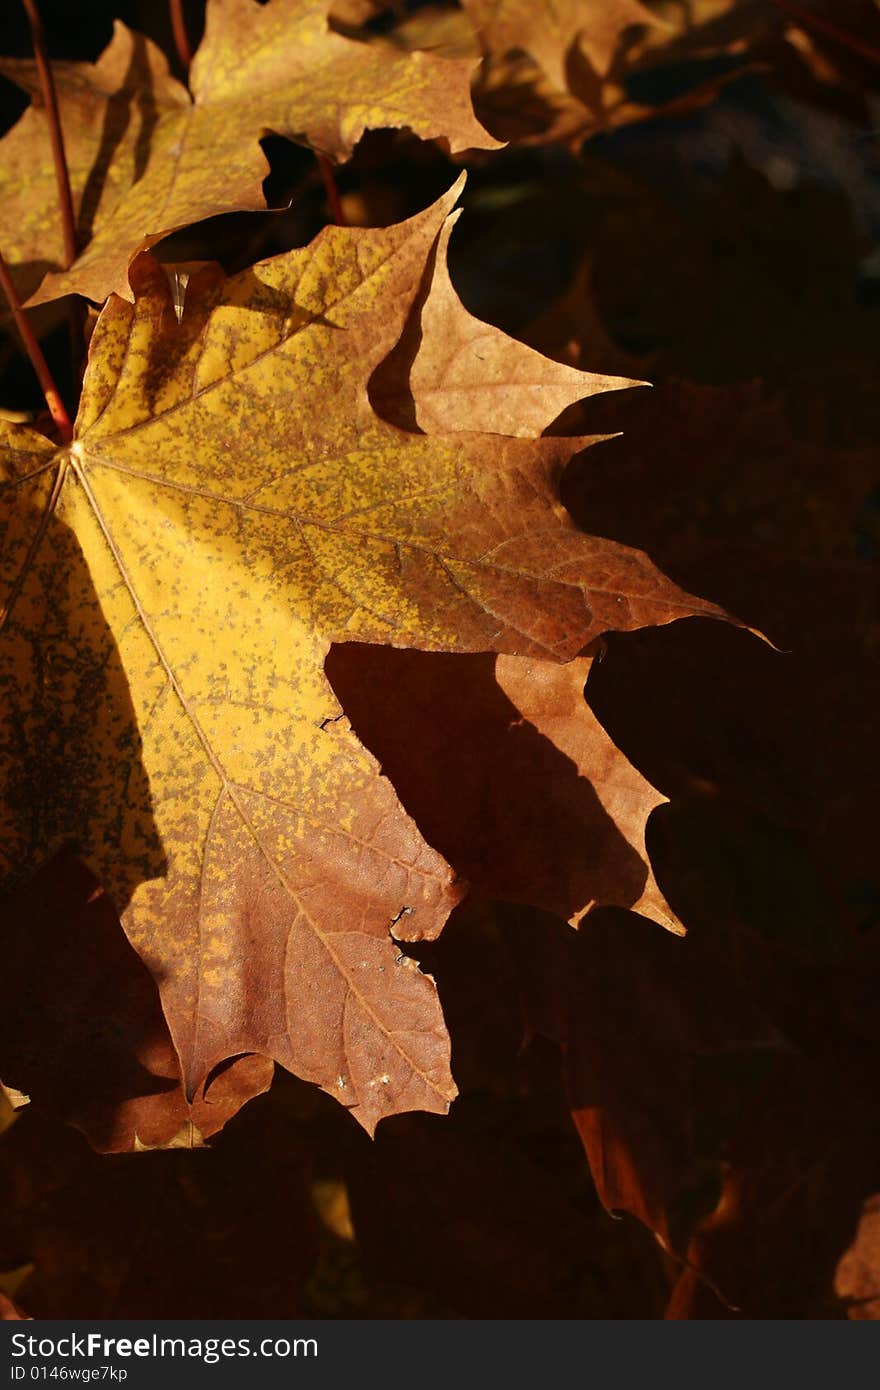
1;0;878;1320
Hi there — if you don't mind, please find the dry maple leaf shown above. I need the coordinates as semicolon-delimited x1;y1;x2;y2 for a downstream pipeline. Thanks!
0;1075;319;1316
836;1194;880;1320
0;853;274;1153
346;1111;601;1316
0;0;499;307
327;646;678;930
0;182;724;1140
509;909;773;1243
667;1052;880;1317
464;0;751;149
374;211;639;434
463;0;660;92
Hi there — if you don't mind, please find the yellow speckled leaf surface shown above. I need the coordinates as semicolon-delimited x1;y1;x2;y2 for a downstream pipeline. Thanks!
0;184;721;1134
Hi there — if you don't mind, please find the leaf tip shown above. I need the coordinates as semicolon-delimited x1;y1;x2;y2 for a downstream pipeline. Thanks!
448;169;468;204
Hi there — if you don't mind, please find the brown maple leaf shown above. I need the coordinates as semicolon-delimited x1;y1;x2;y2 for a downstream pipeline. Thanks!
374;211;639;435
510;908;773;1243
328;647;678;930
463;0;660;92
667;1052;880;1317
464;0;762;148
0;0;499;307
1;182;724;1143
0;1074;319;1316
0;853;273;1152
836;1194;880;1320
346;1110;603;1316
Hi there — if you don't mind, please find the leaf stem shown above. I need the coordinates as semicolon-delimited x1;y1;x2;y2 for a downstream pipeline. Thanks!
318;154;347;225
772;0;880;68
169;0;193;73
20;0;77;269
0;250;73;442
